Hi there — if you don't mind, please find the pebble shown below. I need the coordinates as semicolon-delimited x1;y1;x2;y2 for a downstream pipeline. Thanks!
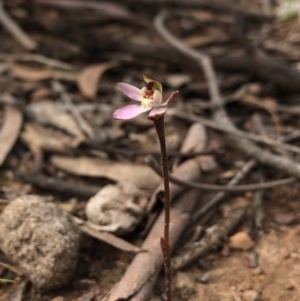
248;251;259;268
229;232;254;250
195;273;210;284
285;282;294;290
197;259;209;270
251;267;264;276
242;290;260;301
281;249;290;259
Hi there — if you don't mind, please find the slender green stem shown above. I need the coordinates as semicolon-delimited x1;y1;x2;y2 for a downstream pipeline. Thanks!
152;115;172;301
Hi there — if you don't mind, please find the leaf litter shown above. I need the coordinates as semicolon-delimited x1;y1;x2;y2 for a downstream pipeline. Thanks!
0;1;300;301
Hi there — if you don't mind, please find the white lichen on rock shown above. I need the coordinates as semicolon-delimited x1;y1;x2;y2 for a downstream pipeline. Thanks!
0;195;80;291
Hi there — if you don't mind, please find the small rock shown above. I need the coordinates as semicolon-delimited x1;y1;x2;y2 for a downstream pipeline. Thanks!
281;249;290;259
0;195;80;291
85;182;147;235
197;259;209;270
251;267;264;276
77;292;94;301
285;282;294;290
248;251;259;268
175;272;196;299
195;273;210;284
221;244;230;257
229;232;254;250
242;290;260;301
273;211;296;225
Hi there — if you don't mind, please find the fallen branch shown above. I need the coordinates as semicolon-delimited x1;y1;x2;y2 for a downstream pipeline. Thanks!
171;111;300;156
154;11;300;180
92;38;300;93
104;189;200;301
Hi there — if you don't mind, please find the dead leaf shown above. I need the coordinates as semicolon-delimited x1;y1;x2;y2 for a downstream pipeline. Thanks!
166;74;191;88
0;106;23;167
184;28;228;47
178;122;217;171
7;62;77;82
51;155;160;190
21;123;83;154
80;224;143;253
241;95;281;133
27;101;84;138
180;122;207;154
77;61;119;99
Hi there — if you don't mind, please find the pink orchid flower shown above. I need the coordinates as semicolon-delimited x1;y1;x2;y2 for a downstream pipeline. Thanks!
113;74;178;120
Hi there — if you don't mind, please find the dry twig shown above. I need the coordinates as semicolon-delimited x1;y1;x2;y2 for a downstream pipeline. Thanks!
17;173;101;198
172;204;247;271
0;1;37;50
191;160;256;223
147;156;295;193
52;81;95;139
171;111;300;155
0;53;73;70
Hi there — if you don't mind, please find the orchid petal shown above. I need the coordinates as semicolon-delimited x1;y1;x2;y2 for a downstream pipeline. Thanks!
150;90;162;107
113;105;151;120
118;83;142;101
148;107;167;117
162;91;179;106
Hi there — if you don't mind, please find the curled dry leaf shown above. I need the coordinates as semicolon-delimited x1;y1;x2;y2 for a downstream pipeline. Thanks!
0;106;23;167
51;155;160;190
77;61;119;99
180;123;207;154
79;224;143;253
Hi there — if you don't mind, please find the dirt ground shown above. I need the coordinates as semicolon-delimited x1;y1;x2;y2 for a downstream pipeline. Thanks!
1;0;300;301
